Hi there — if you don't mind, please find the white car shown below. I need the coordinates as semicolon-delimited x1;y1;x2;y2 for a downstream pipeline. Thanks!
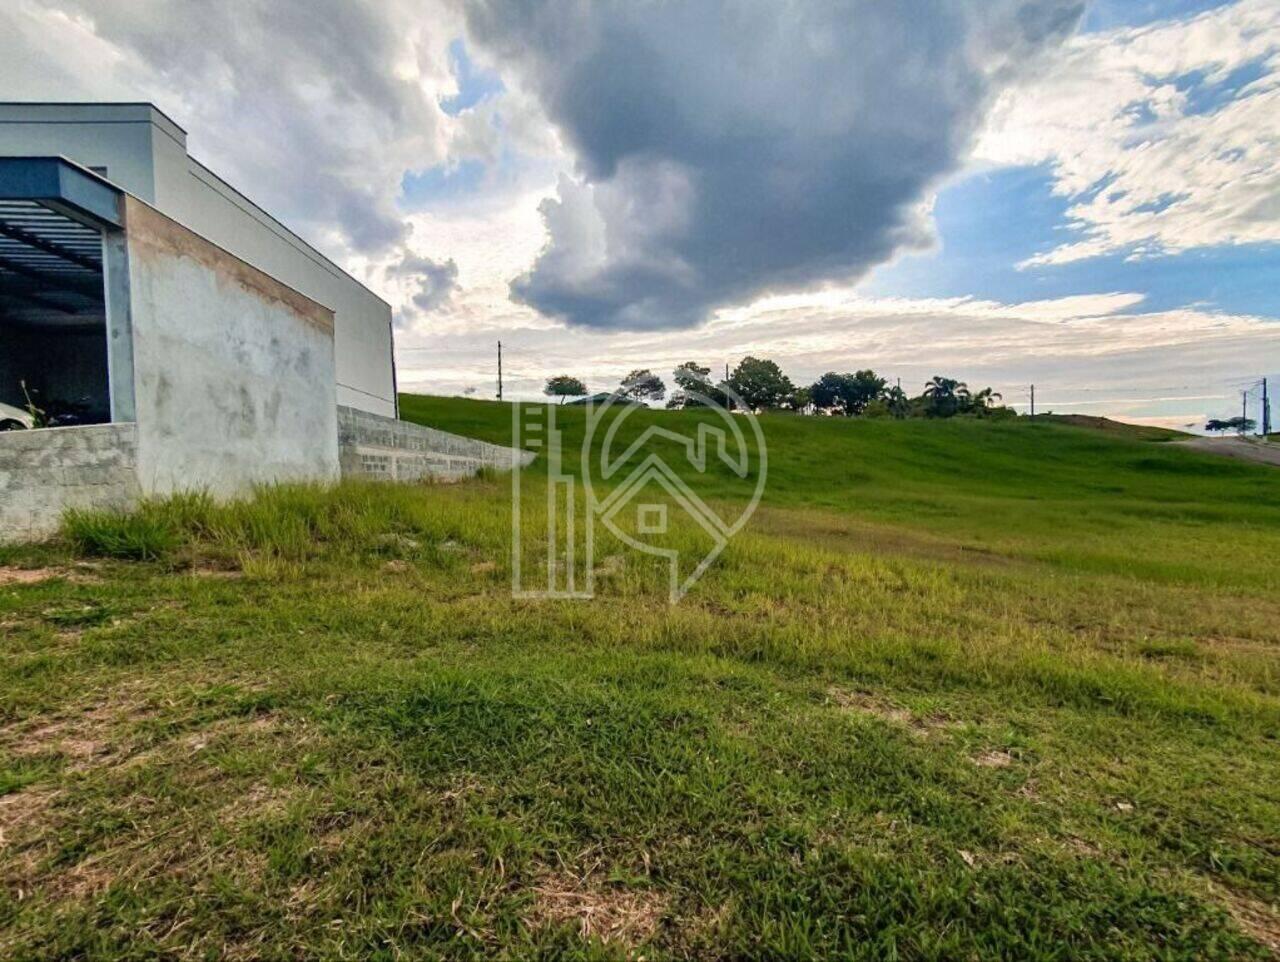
0;401;34;431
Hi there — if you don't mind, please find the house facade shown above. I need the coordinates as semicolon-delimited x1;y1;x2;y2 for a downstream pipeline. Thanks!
0;104;528;540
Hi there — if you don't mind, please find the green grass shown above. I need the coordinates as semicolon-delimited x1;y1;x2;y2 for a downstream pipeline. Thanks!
0;396;1276;959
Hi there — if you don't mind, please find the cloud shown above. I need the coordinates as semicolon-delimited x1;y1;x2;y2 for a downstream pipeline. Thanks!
388;253;460;320
462;0;1085;330
395;279;1277;428
977;0;1280;266
0;0;463;258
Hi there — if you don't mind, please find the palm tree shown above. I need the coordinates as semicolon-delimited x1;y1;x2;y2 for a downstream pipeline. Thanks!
970;387;1002;413
884;384;910;418
922;376;968;418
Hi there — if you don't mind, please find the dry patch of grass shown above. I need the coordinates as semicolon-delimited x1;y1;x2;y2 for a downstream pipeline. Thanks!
1212;885;1280;955
0;686;311;912
826;686;957;736
529;869;668;947
0;682;160;773
972;749;1017;768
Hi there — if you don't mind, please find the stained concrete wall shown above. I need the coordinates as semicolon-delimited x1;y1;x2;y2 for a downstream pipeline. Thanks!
174;162;397;417
0;423;140;540
124;197;340;496
338;405;534;482
0;103;398;417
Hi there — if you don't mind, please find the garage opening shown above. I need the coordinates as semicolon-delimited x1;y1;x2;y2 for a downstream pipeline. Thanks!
0;194;111;430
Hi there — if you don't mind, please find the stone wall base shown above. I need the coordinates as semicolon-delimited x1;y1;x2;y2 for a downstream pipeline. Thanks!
338;405;533;482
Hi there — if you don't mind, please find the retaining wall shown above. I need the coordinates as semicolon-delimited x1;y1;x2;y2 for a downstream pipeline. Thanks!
0;423;141;540
338;405;533;482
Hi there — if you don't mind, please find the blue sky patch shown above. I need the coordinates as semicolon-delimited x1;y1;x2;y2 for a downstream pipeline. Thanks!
400;158;488;205
1081;0;1234;33
863;165;1280;317
440;38;504;116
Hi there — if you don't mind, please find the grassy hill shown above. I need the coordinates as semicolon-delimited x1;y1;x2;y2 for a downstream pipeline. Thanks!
1031;412;1192;442
0;396;1276;959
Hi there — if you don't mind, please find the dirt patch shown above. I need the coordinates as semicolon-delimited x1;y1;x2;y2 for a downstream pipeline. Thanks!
1175;437;1280;468
0;788;57;850
1208;883;1280;954
529;871;668;946
972;750;1016;768
0;564;103;587
827;687;955;735
216;781;298;826
0;566;65;586
1;698;154;773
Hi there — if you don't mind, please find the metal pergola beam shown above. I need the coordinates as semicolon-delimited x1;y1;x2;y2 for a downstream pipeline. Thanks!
0;220;99;271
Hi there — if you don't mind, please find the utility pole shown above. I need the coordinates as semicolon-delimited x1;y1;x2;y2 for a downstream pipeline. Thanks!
497;341;503;401
1030;384;1035;419
1263;377;1271;438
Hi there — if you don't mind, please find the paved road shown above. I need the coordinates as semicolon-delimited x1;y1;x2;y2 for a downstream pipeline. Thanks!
1175;437;1280;467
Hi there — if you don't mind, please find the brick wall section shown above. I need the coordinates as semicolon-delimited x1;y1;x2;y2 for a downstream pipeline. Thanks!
0;423;141;541
337;405;534;482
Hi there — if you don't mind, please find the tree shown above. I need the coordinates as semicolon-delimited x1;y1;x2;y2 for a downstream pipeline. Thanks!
543;375;588;404
619;369;666;403
1205;418;1230;434
809;370;886;415
883;384;910;419
727;356;794;411
668;361;727;409
922;376;970;418
787;386;813;412
968;387;1003;416
810;373;849;414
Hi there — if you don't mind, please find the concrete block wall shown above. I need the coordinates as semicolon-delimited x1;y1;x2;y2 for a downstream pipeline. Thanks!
0;423;141;541
338;405;534;482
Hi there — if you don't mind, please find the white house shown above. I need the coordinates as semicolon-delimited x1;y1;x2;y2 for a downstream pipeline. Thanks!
0;103;528;539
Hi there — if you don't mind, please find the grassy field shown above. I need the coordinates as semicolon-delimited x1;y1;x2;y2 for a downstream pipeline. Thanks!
0;396;1277;960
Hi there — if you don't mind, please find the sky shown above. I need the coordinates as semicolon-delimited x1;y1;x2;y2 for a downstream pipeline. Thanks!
2;0;1276;430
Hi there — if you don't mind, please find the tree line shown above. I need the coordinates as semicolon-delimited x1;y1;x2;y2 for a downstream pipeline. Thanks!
544;357;1012;419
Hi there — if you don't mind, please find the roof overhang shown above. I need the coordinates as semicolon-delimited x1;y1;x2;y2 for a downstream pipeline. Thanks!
0;156;123;229
0;158;120;326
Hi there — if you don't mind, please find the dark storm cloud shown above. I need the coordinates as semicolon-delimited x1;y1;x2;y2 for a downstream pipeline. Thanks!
389;253;461;319
464;0;1085;330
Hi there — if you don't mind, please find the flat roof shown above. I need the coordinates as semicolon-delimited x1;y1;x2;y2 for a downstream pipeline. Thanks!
0;102;187;143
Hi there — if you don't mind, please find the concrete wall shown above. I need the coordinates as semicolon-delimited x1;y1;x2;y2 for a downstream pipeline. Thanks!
172;161;397;416
0;103;398;417
0;423;140;540
338;405;534;482
124;197;340;496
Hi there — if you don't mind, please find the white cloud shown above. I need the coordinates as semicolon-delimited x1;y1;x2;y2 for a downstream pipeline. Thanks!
977;0;1280;265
